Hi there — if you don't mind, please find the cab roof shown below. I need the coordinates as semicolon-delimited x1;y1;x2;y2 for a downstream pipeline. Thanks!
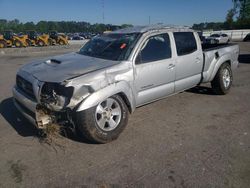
111;25;193;34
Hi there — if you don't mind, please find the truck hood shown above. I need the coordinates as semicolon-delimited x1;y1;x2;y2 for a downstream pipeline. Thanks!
20;52;119;83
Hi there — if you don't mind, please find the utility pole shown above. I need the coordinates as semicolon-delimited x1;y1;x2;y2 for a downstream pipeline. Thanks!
102;0;105;24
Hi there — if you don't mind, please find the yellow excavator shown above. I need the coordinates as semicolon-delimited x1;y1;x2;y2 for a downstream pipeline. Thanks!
49;31;68;45
0;30;29;48
26;30;53;47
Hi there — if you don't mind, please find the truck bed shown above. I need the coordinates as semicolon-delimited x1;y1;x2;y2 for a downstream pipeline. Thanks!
201;43;239;83
202;43;237;52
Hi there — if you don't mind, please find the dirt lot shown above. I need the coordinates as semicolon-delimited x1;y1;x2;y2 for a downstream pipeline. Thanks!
0;42;249;188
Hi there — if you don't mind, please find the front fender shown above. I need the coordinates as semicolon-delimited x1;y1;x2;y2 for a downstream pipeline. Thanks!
76;81;136;112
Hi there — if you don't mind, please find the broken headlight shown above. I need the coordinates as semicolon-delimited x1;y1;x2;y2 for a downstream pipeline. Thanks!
40;83;74;110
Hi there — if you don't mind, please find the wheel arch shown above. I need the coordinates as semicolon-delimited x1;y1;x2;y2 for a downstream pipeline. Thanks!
76;81;136;113
208;54;232;82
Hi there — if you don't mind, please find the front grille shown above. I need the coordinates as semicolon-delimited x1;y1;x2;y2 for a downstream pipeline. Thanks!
16;75;36;101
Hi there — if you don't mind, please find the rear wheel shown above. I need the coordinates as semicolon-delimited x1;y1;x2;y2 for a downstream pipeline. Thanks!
58;40;65;45
14;40;23;48
26;39;32;46
0;40;7;48
76;95;129;143
211;63;233;95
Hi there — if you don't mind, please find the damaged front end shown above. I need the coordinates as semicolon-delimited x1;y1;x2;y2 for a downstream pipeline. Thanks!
35;82;89;129
35;104;73;129
40;82;74;111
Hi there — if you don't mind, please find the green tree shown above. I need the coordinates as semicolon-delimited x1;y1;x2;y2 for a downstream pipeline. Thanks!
23;22;35;31
225;9;236;29
233;0;250;20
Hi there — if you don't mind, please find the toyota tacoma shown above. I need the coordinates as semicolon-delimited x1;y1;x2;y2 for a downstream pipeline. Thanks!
13;25;239;143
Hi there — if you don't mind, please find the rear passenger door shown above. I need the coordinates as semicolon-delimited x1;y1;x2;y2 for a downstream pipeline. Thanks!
134;33;175;106
173;32;203;92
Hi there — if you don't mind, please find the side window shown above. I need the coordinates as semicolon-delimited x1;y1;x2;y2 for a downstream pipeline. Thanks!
221;34;227;37
136;33;171;64
173;32;197;56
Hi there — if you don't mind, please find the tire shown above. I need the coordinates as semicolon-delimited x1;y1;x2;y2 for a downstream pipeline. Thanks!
26;39;32;46
49;39;56;45
58;40;65;45
0;40;7;48
37;40;45;47
211;63;233;95
76;95;129;144
14;40;23;48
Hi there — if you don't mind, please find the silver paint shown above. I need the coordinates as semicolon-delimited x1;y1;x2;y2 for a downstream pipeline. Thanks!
12;25;239;126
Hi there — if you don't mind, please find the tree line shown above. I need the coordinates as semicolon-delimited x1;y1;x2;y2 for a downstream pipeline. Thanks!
0;19;132;34
192;0;250;30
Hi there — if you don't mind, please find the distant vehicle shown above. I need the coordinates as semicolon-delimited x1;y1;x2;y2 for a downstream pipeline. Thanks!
67;34;74;40
13;25;239;143
203;29;250;42
49;31;69;45
0;30;30;48
72;35;85;40
81;33;96;39
206;33;230;44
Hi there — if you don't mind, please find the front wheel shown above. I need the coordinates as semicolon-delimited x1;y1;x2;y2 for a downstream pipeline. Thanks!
58;40;65;45
76;95;129;143
211;63;233;95
14;40;23;48
0;40;7;48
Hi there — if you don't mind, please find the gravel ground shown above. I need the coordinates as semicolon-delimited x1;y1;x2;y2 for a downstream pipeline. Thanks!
0;42;249;188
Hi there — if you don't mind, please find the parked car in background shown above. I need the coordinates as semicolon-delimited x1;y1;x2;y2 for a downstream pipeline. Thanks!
203;29;250;41
81;32;97;39
206;33;230;44
72;35;85;40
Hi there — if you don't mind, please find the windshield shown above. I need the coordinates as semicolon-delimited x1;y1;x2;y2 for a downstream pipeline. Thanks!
79;33;140;61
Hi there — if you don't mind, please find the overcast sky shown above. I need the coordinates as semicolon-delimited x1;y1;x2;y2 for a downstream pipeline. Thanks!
0;0;234;26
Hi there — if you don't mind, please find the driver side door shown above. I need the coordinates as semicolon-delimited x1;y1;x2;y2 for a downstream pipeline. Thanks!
134;33;175;106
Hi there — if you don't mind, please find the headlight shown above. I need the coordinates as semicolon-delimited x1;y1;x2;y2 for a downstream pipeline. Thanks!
41;83;74;110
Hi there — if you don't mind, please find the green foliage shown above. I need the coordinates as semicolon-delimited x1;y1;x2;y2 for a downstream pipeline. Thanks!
233;0;250;20
0;19;131;33
192;1;250;30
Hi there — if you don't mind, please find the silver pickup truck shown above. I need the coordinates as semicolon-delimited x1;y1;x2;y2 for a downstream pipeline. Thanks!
13;25;239;143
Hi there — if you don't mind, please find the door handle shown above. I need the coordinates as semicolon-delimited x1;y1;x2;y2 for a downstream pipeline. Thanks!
168;64;175;69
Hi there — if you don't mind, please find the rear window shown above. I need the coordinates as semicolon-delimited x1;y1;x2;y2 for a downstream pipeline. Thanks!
173;32;197;56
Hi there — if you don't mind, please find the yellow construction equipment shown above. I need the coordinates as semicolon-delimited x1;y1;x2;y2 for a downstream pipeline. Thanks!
0;30;29;48
26;31;53;47
49;31;69;45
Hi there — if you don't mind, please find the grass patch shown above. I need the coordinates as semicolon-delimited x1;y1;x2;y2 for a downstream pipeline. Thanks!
38;123;67;151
